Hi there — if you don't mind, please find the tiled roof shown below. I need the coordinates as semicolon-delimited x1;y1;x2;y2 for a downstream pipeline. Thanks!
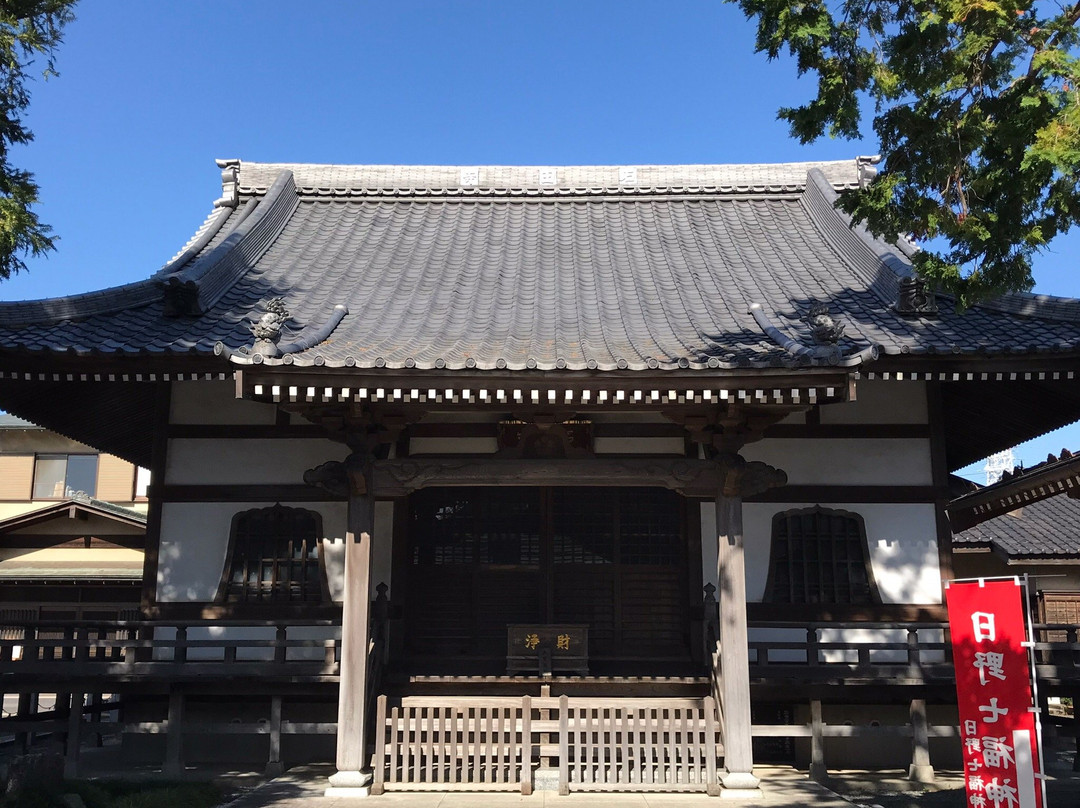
2;159;1080;373
947;451;1080;531
0;413;39;428
954;494;1080;559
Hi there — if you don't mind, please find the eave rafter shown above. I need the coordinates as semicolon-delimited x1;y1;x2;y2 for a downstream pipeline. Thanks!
234;368;854;410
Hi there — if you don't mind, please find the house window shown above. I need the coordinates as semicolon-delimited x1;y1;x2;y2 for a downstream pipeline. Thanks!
220;504;326;603
32;454;98;499
764;506;880;605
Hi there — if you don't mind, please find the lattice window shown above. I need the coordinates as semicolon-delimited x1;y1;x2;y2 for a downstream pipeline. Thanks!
764;507;880;605
410;487;541;566
220;504;325;603
552;488;615;564
618;489;681;565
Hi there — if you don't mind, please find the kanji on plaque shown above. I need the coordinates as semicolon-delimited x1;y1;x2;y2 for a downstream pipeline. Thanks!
946;579;1043;808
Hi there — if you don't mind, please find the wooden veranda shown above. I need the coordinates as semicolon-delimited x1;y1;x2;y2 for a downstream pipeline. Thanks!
3;613;1079;787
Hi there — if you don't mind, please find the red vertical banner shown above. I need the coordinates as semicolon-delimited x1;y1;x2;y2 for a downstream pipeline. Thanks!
946;578;1043;808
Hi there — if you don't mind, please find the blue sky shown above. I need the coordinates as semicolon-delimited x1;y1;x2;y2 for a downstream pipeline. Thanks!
0;1;1076;480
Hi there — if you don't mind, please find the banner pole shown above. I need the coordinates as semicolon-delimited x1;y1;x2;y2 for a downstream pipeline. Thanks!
1020;574;1049;808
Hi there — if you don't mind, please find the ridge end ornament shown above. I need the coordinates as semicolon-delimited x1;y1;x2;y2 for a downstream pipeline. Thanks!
250;298;292;358
803;302;845;345
894;276;939;317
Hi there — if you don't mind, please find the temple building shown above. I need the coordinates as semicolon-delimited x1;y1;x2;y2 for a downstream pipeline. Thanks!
1;159;1079;795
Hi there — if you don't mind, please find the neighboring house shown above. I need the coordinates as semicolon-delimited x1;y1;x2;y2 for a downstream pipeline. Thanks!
951;452;1080;622
0;415;148;622
0;159;1079;793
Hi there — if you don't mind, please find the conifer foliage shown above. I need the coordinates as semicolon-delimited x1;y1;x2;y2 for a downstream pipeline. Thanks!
734;1;1080;307
0;1;75;281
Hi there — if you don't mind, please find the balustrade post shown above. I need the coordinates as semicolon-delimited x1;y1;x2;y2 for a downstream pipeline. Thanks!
807;626;819;666
274;626;287;664
24;625;38;664
174;626;188;664
77;627;90;663
123;627;136;666
907;626;921;670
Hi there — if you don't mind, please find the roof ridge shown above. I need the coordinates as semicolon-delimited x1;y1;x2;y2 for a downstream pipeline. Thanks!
231;158;873;196
972;290;1080;323
799;169;912;311
159;170;299;316
0;278;160;327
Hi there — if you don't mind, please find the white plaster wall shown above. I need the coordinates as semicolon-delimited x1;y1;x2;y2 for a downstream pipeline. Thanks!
169;380;278;425
322;500;395;601
741;438;933;485
593;437;685;454
819;380;928;424
701;501;942;605
164;439;348;485
157;500;347;602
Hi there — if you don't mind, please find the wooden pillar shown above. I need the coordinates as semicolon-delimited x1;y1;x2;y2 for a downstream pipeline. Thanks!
163;688;185;778
808;699;826;783
327;468;375;797
64;692;84;779
710;449;784;794
15;691;33;752
266;695;284;777
715;491;760;791
908;697;934;783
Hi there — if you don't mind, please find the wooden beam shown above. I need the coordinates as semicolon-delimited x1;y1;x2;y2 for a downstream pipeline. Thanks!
371;457;722;497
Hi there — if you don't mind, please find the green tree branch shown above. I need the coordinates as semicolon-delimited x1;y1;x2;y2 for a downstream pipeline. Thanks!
0;0;76;281
733;0;1080;307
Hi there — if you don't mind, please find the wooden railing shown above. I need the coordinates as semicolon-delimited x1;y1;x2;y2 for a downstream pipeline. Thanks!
745;620;1080;684
0;618;342;677
746;621;953;683
2;618;1080;684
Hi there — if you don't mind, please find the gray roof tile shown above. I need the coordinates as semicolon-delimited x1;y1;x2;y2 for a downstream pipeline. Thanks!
1;159;1080;372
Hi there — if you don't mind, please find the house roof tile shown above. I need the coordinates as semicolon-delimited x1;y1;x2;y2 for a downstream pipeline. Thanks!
954;494;1080;559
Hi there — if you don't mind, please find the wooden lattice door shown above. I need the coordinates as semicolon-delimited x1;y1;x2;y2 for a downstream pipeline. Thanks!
403;486;691;665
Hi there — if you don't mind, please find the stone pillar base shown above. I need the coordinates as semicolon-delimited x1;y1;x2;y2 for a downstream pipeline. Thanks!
325;769;372;798
721;770;762;797
908;763;935;784
808;762;828;783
